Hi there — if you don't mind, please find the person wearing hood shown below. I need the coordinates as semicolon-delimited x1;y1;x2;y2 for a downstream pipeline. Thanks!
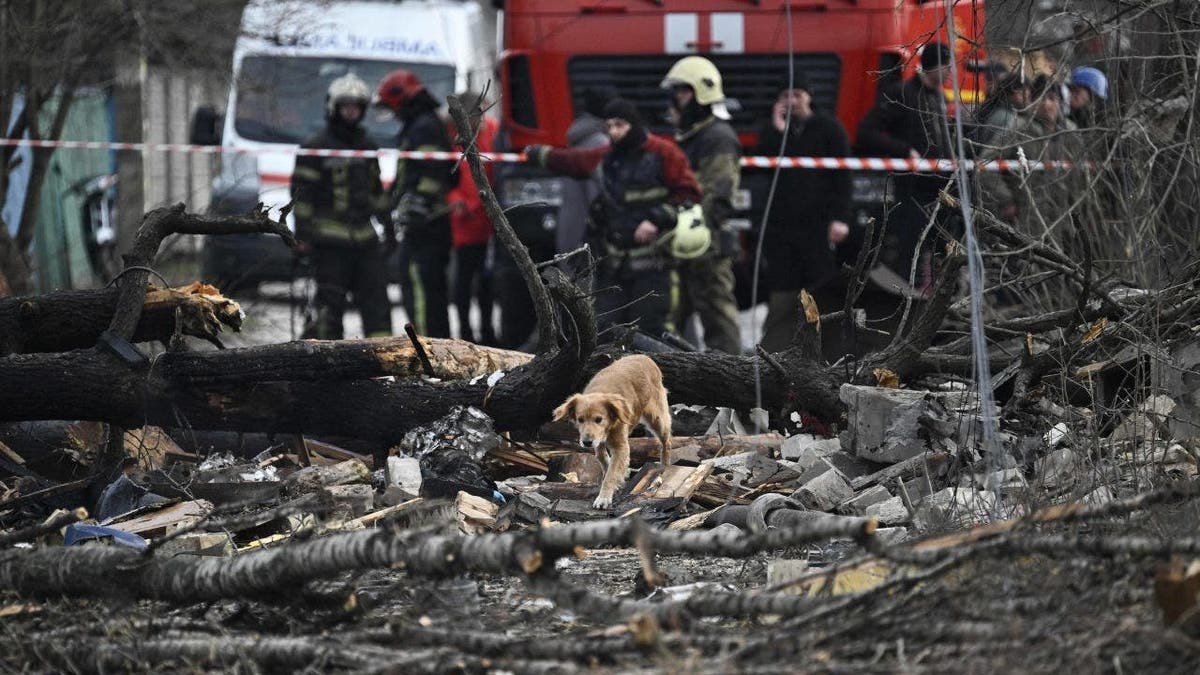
375;69;454;338
291;72;394;340
525;99;702;339
660;56;743;354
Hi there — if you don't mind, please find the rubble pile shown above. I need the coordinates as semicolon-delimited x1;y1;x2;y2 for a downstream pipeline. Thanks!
2;380;1199;672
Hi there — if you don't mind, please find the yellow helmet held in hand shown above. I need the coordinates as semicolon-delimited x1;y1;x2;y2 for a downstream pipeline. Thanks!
666;204;711;260
662;56;725;106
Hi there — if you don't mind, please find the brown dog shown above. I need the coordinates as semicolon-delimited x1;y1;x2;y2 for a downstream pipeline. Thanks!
553;355;672;509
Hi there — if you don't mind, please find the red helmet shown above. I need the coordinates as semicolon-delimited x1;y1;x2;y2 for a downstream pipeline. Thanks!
375;69;425;112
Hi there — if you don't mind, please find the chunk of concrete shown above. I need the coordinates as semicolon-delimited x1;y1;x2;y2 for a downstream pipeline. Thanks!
387;456;422;496
1083;485;1115;507
1035;448;1081;490
705;452;800;488
791;468;854;512
327;484;375;517
865;496;911;526
914;487;995;530
1107;394;1176;444
825;451;882;480
838;485;892;516
839;384;932;464
780;434;842;462
873;527;910;546
767;559;809;587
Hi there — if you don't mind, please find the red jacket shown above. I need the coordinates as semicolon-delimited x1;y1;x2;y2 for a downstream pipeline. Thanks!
543;134;701;248
447;116;499;248
544;134;700;206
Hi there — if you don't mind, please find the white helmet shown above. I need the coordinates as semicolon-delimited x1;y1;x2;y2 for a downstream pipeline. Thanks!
326;73;372;117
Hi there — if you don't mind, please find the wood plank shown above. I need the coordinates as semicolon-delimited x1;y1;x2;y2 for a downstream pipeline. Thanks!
107;500;213;538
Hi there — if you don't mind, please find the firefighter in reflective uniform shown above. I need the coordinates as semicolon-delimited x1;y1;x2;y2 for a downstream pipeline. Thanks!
291;73;394;339
375;69;454;338
660;56;743;354
526;99;702;339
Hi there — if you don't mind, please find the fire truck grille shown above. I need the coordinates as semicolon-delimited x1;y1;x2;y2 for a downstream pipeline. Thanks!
568;53;842;135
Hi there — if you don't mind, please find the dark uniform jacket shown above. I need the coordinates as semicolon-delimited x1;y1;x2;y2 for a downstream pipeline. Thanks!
754;112;852;290
857;78;951;198
676;115;740;254
291;124;391;248
541;134;701;252
394;109;454;240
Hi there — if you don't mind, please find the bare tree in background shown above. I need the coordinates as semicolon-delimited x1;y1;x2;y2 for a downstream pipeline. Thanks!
0;0;245;296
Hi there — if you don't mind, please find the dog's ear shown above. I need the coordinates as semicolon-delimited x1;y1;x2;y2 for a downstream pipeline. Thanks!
605;395;636;427
553;394;579;422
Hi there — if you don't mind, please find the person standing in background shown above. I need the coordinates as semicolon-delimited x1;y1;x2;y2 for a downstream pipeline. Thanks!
447;92;498;345
660;56;743;353
754;75;852;352
375;69;454;338
291;73;394;340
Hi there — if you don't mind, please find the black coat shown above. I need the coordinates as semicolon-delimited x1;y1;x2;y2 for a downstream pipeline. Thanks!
754;112;852;291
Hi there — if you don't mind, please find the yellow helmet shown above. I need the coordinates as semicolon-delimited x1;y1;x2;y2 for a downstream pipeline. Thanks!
661;56;725;106
665;204;711;260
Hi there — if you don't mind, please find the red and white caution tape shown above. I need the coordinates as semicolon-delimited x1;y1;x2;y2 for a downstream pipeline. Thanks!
0;137;1081;172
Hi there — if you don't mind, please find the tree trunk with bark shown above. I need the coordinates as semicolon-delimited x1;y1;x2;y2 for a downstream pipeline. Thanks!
0;282;244;355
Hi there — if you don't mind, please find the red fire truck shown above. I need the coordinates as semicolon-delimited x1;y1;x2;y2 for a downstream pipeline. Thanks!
492;0;987;308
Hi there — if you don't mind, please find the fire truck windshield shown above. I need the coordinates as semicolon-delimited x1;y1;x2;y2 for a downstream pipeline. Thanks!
233;56;455;147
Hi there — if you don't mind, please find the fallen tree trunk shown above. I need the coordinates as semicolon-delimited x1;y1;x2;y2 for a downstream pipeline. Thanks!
0;282;243;355
0;516;874;602
586;347;844;421
26;636;398;673
0;345;580;445
160;335;533;386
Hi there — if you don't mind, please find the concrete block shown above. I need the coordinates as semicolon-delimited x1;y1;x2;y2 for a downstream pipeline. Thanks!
865;496;911;526
839;384;931;463
780;434;841;462
387;456;422;495
792;468;853;512
327;484;374;517
838;485;892;516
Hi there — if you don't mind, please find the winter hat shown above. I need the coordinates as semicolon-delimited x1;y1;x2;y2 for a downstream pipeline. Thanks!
603;98;643;127
581;86;617;118
1030;75;1061;101
777;71;811;94
920;42;952;71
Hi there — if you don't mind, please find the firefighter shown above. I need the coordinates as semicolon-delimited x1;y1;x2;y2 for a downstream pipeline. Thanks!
375;69;454;338
291;72;394;340
524;99;702;339
660;56;743;354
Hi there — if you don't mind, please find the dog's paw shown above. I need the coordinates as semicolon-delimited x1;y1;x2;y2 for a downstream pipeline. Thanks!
592;494;613;510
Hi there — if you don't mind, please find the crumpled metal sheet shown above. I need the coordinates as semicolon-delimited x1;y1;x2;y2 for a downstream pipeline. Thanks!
397;407;503;502
398;406;500;461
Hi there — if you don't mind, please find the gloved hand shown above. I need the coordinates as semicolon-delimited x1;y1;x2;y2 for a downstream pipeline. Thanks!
396;192;432;230
523;145;550;167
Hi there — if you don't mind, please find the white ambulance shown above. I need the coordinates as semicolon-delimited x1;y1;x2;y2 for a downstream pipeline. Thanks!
194;0;492;289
